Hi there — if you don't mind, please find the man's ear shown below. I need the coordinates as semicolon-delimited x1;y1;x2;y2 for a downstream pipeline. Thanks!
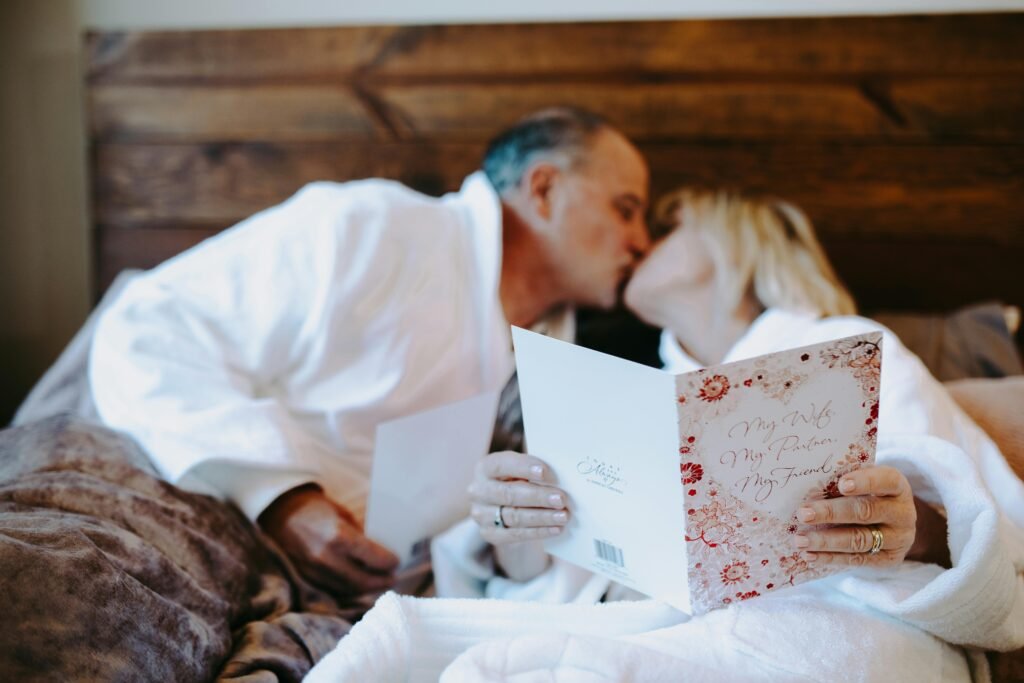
523;162;561;221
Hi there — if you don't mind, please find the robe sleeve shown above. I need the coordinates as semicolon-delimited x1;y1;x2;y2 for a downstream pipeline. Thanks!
89;182;404;519
810;317;1024;650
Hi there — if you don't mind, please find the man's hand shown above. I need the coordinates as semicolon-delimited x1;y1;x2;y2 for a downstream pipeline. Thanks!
258;484;399;600
792;465;922;567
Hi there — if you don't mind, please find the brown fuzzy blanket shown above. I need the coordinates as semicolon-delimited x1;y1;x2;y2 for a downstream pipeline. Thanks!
0;415;353;682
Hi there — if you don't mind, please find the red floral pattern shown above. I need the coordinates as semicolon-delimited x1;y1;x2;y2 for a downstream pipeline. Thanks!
698;374;731;402
720;561;750;585
819;337;882;392
686;498;743;549
680;462;704;484
778;552;814;585
676;332;880;613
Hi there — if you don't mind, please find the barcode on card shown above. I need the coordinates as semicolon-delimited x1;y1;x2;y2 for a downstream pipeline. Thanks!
594;539;625;568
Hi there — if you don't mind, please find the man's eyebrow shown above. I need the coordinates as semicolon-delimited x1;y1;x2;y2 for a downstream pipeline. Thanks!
617;194;647;210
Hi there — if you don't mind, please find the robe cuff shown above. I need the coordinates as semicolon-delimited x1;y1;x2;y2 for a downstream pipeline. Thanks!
186;461;319;521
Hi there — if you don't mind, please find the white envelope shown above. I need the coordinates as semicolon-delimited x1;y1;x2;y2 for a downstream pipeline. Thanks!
365;390;500;566
512;327;881;614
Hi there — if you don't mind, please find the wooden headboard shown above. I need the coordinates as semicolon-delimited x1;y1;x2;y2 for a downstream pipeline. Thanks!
86;14;1024;318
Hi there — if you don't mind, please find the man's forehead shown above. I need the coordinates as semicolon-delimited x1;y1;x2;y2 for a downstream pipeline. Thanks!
589;130;645;166
584;132;649;200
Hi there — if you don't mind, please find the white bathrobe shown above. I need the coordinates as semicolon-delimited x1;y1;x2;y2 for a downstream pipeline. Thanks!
310;309;1024;682
89;172;516;521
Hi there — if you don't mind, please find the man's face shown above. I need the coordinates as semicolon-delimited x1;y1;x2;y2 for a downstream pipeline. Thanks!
547;130;650;309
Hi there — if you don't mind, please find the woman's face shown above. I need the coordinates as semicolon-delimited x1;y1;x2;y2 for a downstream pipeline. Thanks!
623;210;717;326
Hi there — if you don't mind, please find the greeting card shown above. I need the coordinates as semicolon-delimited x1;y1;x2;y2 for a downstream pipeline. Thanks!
366;390;500;567
512;327;882;614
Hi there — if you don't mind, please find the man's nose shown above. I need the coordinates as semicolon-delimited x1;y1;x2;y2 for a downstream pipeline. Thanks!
626;220;651;259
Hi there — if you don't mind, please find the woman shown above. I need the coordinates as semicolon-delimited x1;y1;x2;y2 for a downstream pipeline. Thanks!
431;188;1024;679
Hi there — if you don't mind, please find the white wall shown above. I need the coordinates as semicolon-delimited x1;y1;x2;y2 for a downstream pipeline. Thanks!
79;0;1024;30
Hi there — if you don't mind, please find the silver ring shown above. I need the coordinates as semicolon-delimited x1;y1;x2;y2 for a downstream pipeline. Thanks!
494;505;507;529
868;526;884;555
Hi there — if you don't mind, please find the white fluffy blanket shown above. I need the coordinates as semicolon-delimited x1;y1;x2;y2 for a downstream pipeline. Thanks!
307;433;1024;682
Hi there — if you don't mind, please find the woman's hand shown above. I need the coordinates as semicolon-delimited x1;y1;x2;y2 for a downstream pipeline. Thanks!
469;451;570;546
793;465;917;567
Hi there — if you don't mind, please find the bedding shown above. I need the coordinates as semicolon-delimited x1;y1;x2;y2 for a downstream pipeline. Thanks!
306;584;979;682
0;415;353;680
6;297;1024;681
310;432;1024;682
311;311;1024;682
872;302;1023;381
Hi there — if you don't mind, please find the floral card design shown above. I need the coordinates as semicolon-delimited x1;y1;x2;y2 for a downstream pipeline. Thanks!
511;327;882;616
676;332;882;613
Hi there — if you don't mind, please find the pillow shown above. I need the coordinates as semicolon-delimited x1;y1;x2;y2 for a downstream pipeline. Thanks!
872;302;1022;382
944;377;1024;481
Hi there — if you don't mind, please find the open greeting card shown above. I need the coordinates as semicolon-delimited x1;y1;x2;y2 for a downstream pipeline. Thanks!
365;390;500;567
512;327;882;614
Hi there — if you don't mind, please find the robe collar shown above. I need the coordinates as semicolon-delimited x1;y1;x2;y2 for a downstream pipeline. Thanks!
659;307;821;372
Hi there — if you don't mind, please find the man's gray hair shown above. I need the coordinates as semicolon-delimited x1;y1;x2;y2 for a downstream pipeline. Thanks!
482;107;608;195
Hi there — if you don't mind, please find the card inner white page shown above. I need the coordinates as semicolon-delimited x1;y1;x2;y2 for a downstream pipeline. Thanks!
512;327;690;612
366;390;499;566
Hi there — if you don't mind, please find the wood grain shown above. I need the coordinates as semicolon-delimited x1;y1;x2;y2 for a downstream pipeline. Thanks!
85;14;1024;323
94;224;1024;315
365;17;1024;80
825;239;1024;312
88;78;1024;143
86;15;1024;83
92;142;484;223
86;27;398;82
95;225;217;294
379;82;896;141
893;79;1024;139
93;141;1024;245
90;85;383;142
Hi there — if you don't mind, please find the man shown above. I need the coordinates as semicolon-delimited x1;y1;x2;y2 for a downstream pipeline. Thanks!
89;107;650;601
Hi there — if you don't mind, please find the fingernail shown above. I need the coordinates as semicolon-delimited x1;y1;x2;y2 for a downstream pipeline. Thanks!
546;526;562;536
553;511;568;523
797;507;815;523
549;494;563;507
531;465;544;478
804;552;817;563
793;535;810;549
840;478;855;494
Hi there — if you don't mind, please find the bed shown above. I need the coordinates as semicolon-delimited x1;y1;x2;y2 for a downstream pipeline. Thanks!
4;11;1024;681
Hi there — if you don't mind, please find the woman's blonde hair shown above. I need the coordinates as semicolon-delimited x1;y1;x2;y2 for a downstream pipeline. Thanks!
652;188;856;317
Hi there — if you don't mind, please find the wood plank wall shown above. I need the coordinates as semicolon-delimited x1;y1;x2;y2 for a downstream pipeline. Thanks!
86;15;1024;317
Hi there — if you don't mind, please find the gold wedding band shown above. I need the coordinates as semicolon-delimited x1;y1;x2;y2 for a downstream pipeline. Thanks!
494;505;507;529
868;526;884;555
